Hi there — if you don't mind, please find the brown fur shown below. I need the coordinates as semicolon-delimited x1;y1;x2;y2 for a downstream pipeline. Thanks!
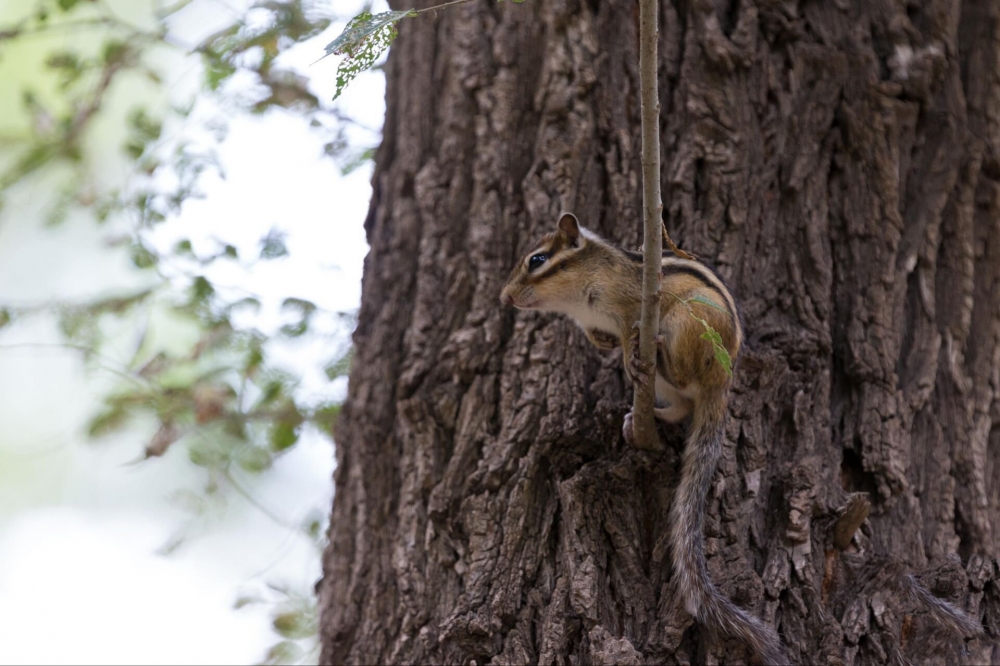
500;215;740;398
501;213;786;665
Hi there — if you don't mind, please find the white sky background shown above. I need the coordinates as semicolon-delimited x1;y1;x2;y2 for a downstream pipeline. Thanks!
0;0;387;663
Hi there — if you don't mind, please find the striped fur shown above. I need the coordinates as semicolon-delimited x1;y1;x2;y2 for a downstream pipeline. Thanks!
902;574;982;638
671;394;789;665
500;215;742;355
501;213;786;663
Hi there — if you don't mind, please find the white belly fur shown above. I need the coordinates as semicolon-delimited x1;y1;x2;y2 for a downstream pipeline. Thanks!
564;305;699;423
564;304;619;337
654;372;697;423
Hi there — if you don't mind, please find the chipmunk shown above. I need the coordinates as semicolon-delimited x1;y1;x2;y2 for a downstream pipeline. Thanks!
500;212;787;665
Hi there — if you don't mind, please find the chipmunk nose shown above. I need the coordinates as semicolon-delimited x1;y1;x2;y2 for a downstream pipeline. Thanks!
500;292;513;306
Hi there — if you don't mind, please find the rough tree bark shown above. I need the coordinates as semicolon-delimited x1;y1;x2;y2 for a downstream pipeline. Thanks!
318;1;1000;664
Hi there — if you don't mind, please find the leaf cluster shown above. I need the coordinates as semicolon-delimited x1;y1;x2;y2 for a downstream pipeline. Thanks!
674;293;734;377
0;2;366;662
237;582;321;665
0;0;353;219
198;0;330;112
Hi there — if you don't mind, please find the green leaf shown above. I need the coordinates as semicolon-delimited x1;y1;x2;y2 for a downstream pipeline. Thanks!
102;40;128;64
123;109;162;159
56;0;80;11
236;445;273;473
303;511;324;540
312;403;341;431
88;406;130;438
203;55;236;91
228;296;262;314
270;421;299;451
188;438;228;469
45;51;84;89
281;297;316;313
340;147;376;175
271;611;314;640
279;321;308;337
259;380;283;404
43;187;74;227
190;276;214;303
59;310;100;348
128;108;162;141
259;228;288;260
245;343;265;375
694;318;733;377
280;297;316;337
675;295;734;377
262;640;304;665
131;243;158;269
323;348;353;380
686;293;729;315
0;309;12;329
323;10;414;58
233;595;262;610
323;10;414;100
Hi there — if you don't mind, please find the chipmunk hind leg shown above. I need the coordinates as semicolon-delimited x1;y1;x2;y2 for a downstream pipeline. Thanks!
653;378;692;423
650;309;701;424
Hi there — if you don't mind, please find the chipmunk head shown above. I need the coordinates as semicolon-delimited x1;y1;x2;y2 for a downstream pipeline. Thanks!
500;212;596;311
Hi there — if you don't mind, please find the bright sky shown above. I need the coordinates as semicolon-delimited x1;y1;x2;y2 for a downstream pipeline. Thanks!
0;1;387;663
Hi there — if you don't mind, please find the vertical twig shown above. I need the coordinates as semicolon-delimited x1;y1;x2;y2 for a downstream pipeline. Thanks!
630;0;663;450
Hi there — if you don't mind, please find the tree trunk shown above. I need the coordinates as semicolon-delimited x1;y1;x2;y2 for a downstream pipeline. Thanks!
318;1;1000;664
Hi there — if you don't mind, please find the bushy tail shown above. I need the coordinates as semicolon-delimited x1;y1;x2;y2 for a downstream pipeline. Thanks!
902;574;982;638
669;396;789;666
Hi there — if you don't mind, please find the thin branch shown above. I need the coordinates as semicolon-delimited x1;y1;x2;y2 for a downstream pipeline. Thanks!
412;0;475;15
65;58;126;146
629;0;663;450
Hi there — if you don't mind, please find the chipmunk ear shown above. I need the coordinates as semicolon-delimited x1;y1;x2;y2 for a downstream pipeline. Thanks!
557;212;581;243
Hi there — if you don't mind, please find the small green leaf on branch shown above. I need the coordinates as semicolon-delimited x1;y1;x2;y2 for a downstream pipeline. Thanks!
322;10;415;100
686;293;729;315
692;315;733;377
671;292;734;376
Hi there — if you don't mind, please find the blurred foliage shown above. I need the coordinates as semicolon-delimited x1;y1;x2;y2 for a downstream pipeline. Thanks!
0;0;375;208
241;582;321;664
0;0;372;663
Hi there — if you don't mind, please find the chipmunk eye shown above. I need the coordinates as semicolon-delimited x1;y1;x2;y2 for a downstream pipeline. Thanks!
528;253;548;271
